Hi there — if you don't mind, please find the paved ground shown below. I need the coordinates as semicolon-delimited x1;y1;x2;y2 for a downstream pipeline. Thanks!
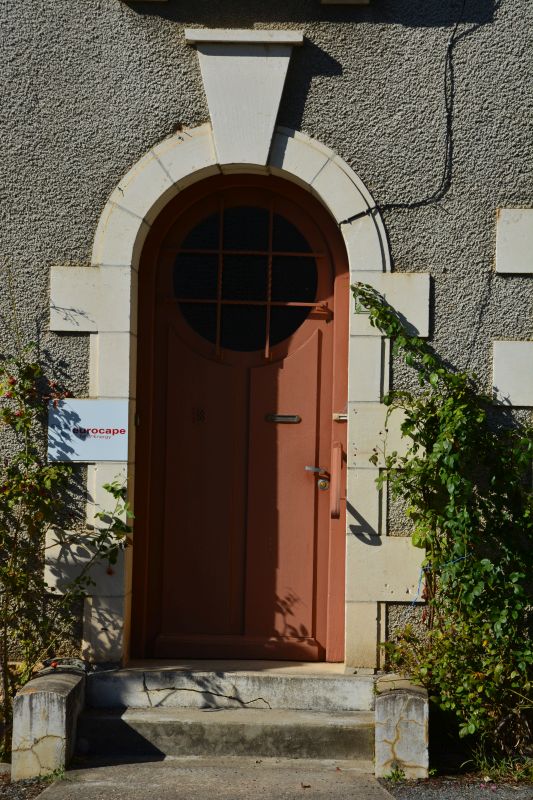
37;757;392;800
385;777;533;800
4;760;532;800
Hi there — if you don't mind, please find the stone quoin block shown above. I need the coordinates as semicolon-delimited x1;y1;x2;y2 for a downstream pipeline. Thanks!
345;602;379;668
348;402;409;469
346;536;425;603
50;266;136;335
349;336;384;402
351;272;430;338
495;208;533;273
493;340;533;406
50;266;99;333
346;467;383;537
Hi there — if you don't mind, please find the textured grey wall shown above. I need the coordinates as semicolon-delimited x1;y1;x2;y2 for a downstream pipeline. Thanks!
2;0;532;641
2;0;532;385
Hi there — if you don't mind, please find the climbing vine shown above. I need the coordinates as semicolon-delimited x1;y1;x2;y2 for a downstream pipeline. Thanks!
352;282;533;762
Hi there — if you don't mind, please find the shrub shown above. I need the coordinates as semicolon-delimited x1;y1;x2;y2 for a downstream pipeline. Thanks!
0;343;131;758
352;282;533;760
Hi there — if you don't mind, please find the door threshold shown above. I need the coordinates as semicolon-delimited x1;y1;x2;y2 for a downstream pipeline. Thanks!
124;659;351;675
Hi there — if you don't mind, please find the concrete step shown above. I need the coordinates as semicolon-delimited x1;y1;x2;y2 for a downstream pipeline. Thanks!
87;663;375;712
76;708;375;760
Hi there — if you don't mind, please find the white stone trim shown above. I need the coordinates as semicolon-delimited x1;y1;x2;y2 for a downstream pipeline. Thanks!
346;468;383;537
44;528;125;598
48;122;434;667
495;208;533;274
270;128;391;274
185;29;304;45
346;537;424;602
493;340;533;406
345;602;379;667
351;272;430;337
91;125;218;270
187;36;300;166
349;403;409;469
82;595;129;663
50;266;137;336
348;337;383;402
50;266;99;332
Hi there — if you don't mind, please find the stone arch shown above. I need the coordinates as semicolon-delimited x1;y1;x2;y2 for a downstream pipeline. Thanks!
91;123;390;274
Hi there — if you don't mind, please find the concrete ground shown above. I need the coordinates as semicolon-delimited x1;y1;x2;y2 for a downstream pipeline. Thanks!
38;757;393;800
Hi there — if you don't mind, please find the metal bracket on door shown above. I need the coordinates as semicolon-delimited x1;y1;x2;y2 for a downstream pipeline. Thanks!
332;412;348;422
309;303;333;321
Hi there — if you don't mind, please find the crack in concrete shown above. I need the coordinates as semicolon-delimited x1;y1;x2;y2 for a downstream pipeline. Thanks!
14;733;65;777
15;733;64;750
376;702;428;776
141;672;154;707
140;673;272;709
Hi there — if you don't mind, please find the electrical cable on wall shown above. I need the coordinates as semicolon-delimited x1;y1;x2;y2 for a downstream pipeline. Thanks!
340;0;499;225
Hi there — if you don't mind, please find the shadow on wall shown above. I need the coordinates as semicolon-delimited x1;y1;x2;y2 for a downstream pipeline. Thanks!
123;0;500;149
123;0;497;27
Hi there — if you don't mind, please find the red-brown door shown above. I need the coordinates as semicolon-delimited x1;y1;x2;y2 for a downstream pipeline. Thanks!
132;175;348;661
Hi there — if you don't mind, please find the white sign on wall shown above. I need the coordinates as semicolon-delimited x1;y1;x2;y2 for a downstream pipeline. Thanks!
48;399;129;462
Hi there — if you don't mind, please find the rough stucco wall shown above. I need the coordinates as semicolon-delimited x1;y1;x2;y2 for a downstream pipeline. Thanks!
2;0;532;649
386;603;427;651
2;0;532;384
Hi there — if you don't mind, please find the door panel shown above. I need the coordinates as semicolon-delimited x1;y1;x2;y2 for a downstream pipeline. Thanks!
157;328;248;644
246;332;325;651
132;175;348;662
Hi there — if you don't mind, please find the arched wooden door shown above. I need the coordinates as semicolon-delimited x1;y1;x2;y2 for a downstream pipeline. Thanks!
132;175;348;661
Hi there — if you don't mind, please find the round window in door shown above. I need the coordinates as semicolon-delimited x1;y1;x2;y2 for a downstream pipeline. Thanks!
158;185;334;365
133;175;347;663
174;206;318;353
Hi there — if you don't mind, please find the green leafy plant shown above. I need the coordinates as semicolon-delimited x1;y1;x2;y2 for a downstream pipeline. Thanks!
352;282;533;763
383;764;406;784
0;342;132;759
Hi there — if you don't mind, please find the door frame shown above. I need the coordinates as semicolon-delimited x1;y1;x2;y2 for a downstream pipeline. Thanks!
58;123;398;668
131;173;349;660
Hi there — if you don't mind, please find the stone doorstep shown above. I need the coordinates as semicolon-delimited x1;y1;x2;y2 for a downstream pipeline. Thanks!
76;707;375;761
11;668;429;782
86;665;376;712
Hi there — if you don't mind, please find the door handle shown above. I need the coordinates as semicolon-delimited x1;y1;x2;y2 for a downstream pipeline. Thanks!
305;465;330;491
330;441;343;519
